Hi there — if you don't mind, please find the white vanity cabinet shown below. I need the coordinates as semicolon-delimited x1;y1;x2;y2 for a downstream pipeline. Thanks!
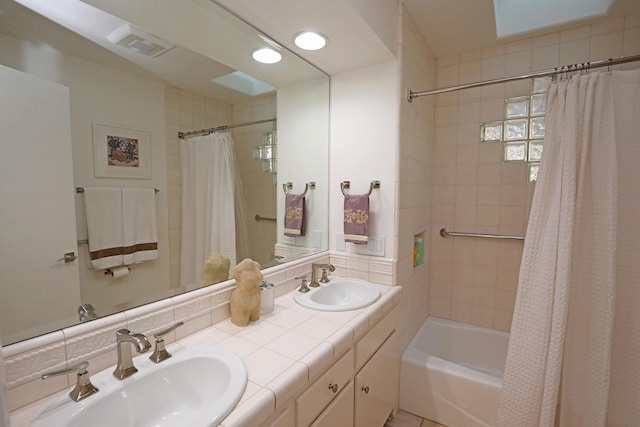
257;306;399;427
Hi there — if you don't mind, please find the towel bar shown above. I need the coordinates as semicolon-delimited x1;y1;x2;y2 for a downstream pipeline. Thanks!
76;187;159;193
340;180;380;197
282;181;315;197
255;214;276;222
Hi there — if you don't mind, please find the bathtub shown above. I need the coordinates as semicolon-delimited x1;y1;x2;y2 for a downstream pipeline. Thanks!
399;317;509;427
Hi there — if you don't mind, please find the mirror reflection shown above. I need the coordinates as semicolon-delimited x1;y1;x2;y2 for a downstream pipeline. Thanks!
0;0;329;345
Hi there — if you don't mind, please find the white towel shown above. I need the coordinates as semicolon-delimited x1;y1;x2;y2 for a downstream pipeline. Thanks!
122;187;158;264
84;187;123;269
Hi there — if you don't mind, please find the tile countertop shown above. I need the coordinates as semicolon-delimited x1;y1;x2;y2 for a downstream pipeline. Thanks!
10;282;401;427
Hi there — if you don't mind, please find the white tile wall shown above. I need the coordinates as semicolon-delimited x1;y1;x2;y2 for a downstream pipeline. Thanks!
431;13;640;332
396;3;437;350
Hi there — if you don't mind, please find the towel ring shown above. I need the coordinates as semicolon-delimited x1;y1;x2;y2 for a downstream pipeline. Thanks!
340;180;380;197
282;181;316;197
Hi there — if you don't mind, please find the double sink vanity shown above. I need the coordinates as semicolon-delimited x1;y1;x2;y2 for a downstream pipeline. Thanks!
10;269;401;427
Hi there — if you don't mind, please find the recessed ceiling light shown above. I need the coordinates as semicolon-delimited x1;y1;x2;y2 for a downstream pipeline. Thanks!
252;48;282;64
294;31;327;51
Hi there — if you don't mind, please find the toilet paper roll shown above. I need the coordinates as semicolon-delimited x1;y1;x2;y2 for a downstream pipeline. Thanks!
111;266;130;279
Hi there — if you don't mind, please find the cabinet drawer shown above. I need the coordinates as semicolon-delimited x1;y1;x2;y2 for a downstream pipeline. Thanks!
355;308;396;370
311;381;354;427
296;349;354;427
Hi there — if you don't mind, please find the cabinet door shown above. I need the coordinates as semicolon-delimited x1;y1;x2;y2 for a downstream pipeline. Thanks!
354;331;399;427
311;381;354;427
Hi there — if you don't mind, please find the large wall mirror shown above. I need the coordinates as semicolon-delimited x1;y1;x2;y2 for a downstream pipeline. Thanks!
0;0;329;345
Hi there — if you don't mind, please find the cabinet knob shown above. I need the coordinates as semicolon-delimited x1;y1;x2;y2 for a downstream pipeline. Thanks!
361;385;370;394
328;383;338;393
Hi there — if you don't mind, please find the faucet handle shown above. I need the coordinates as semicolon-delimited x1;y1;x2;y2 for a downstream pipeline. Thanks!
41;361;99;402
294;275;310;293
149;321;184;363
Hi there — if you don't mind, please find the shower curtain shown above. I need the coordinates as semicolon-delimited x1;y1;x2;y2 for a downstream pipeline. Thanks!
497;70;640;427
179;132;248;288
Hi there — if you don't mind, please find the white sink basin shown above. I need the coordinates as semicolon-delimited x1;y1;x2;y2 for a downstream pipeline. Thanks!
31;346;247;427
293;278;381;311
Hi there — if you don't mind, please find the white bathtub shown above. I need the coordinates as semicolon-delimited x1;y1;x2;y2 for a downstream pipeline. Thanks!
399;317;509;427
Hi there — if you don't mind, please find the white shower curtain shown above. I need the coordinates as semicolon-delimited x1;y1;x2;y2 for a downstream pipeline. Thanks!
498;70;640;427
179;132;248;288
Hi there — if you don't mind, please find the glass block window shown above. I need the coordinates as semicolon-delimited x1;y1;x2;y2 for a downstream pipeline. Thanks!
532;77;552;94
529;140;544;161
505;97;529;118
505;119;528;140
531;94;546;116
529;163;540;182
481;121;503;141
505;141;528;161
530;117;545;139
480;79;550;182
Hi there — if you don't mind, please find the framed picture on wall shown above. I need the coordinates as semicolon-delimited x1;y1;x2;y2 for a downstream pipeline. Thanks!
92;122;151;179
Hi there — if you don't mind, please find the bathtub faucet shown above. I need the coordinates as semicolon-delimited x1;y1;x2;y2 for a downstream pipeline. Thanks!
310;263;335;287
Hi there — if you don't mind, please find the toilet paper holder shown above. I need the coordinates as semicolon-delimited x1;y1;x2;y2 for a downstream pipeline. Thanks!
104;266;131;276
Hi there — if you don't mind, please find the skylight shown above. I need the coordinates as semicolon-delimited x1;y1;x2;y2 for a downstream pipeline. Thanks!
210;71;275;96
493;0;613;37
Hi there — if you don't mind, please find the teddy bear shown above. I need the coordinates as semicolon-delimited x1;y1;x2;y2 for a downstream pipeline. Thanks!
201;252;231;286
229;258;263;327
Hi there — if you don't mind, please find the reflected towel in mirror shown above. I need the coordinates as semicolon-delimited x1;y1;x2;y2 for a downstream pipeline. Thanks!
122;187;158;264
84;187;124;269
284;193;306;237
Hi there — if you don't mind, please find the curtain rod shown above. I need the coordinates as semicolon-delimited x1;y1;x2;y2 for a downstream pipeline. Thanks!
407;54;640;101
177;118;276;139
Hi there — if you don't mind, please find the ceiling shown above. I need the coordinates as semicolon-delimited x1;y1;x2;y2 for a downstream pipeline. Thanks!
2;0;639;98
219;0;640;73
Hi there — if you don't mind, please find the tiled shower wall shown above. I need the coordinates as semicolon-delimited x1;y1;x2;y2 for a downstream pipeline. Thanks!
429;14;640;331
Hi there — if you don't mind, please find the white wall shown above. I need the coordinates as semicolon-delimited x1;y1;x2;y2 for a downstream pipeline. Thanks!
329;61;398;259
278;77;331;251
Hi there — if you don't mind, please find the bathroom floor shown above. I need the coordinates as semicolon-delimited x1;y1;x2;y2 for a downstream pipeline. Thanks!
385;410;447;427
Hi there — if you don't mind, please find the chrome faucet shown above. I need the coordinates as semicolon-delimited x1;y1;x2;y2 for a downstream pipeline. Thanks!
41;361;99;402
295;275;310;293
149;321;184;363
310;263;335;287
113;329;151;380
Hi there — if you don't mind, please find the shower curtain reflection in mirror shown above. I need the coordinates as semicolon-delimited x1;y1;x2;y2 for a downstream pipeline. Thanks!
179;132;248;288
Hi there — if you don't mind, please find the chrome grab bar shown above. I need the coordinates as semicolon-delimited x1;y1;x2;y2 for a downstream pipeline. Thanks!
440;227;524;241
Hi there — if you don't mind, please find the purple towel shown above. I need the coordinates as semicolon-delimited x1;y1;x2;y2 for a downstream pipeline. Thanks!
344;194;369;244
284;193;306;237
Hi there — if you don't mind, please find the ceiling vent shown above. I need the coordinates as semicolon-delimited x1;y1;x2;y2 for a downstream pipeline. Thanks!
107;24;174;58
